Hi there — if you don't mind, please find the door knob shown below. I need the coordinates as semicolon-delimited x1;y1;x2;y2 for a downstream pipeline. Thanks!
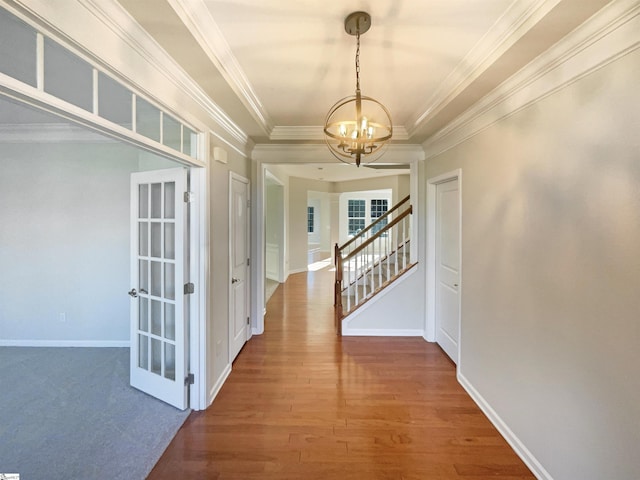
128;288;138;298
231;277;240;284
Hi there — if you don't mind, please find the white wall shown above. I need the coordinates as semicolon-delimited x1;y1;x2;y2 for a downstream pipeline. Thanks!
307;190;331;252
287;177;332;273
425;20;640;480
265;178;284;281
0;141;168;345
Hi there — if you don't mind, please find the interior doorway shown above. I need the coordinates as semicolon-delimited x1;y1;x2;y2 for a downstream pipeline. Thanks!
0;94;206;410
427;170;462;365
264;171;285;304
307;190;332;270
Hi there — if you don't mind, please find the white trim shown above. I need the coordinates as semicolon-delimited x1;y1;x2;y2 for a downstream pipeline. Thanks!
407;0;563;135
250;160;265;335
426;170;462;355
458;372;553;480
252;143;425;164
423;0;640;158
195;160;210;411
2;0;249;153
188;166;207;411
228;172;251;363
341;265;420;332
77;0;250;149
209;129;250;160
207;363;232;408
0;123;119;143
269;125;410;142
342;329;424;337
288;267;308;275
167;0;273;136
0;73;206;168
0;340;130;347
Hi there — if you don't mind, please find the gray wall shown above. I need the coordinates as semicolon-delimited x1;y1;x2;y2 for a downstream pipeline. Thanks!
425;48;640;480
0;142;141;343
288;174;410;273
208;147;250;398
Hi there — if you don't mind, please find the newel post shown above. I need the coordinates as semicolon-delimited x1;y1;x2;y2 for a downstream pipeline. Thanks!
334;243;343;335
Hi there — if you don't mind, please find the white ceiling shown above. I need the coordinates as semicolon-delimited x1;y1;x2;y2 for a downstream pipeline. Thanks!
117;0;609;147
1;0;611;181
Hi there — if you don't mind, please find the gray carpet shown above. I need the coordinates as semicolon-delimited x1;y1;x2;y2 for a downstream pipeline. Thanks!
0;347;190;480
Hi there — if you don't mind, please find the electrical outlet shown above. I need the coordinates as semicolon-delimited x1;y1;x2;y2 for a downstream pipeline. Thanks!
59;312;66;322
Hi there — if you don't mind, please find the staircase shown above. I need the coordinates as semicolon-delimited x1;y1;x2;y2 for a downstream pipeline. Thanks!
334;195;415;334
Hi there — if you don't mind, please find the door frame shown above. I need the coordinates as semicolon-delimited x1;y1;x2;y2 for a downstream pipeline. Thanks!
130;165;207;411
228;172;251;363
264;170;286;284
190;166;207;410
0;31;209;412
426;169;462;362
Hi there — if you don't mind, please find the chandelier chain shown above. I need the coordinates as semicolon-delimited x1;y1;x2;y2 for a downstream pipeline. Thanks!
324;11;392;167
355;31;361;91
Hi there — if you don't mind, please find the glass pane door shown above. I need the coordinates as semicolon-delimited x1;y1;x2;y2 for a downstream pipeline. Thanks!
130;168;186;409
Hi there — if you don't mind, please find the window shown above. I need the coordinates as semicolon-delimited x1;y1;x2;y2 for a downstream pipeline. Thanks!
307;206;315;233
0;8;37;86
0;6;201;161
348;199;366;236
44;38;93;111
98;72;132;128
371;199;388;235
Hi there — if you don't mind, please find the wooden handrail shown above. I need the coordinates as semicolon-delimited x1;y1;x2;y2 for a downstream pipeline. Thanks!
334;196;413;335
338;195;410;253
342;205;412;262
341;241;411;294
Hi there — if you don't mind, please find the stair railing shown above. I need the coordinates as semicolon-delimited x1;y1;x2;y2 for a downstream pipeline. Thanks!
334;198;413;334
339;195;411;259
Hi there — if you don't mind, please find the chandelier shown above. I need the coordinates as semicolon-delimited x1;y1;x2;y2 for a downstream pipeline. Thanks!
324;11;393;167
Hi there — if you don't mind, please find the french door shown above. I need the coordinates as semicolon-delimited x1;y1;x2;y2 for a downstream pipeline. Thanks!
130;168;188;409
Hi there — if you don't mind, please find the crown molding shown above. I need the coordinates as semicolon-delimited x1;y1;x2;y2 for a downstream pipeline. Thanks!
422;0;640;159
269;125;410;141
406;0;563;136
167;0;273;136
252;143;424;164
73;0;251;150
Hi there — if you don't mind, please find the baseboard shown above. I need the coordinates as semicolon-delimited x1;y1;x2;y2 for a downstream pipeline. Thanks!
457;371;552;480
288;268;307;275
341;328;424;337
0;339;130;347
207;363;232;408
341;264;419;331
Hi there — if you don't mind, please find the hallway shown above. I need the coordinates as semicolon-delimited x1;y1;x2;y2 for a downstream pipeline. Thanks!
149;269;534;479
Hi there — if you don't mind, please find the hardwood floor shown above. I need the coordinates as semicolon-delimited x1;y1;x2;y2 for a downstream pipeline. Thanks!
148;269;535;479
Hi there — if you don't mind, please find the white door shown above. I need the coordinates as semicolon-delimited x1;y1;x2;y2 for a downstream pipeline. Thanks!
435;178;461;364
130;168;188;410
229;174;250;362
